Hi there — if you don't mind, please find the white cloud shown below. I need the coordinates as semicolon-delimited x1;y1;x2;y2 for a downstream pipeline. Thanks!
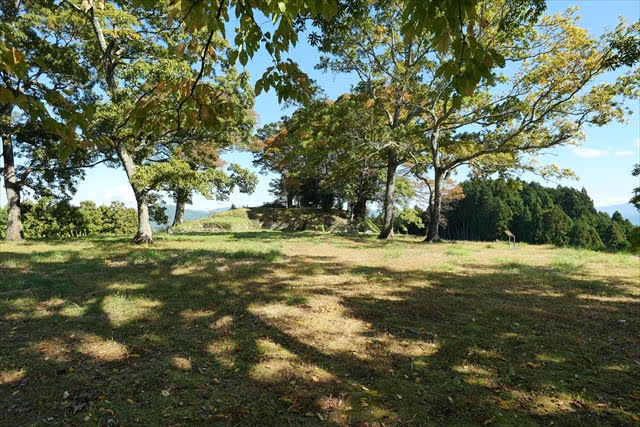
86;184;136;207
614;150;634;157
572;147;608;158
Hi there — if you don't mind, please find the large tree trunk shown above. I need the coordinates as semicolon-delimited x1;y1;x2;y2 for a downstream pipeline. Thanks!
2;133;24;241
132;189;153;244
172;190;187;227
378;151;398;239
425;168;444;242
116;144;153;244
352;189;368;222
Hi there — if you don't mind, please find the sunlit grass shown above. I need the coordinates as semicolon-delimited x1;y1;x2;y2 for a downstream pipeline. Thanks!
0;233;638;425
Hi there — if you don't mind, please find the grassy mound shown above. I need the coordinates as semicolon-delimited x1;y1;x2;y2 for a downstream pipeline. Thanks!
173;207;350;233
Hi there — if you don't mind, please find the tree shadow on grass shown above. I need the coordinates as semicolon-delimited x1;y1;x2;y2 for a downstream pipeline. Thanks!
0;239;638;425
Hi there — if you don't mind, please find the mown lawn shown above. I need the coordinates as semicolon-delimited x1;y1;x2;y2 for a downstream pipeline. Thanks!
1;232;639;425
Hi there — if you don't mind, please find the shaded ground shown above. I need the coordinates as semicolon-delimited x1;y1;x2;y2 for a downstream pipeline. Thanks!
1;232;639;425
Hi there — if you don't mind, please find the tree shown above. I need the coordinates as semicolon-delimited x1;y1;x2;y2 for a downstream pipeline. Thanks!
445;179;630;250
602;221;629;250
629;227;640;253
540;205;573;247
130;68;257;227
415;12;639;242
312;1;553;239
314;3;435;238
631;164;640;211
255;96;388;219
1;1;97;240
59;0;265;243
78;201;104;235
134;157;257;227
412;176;465;236
4;0;549;109
570;219;604;248
100;202;138;235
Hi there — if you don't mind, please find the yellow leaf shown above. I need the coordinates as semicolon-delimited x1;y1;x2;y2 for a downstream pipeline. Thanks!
12;48;23;64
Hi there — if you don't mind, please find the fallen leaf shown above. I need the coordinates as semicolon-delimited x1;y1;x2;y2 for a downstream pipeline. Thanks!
161;389;170;397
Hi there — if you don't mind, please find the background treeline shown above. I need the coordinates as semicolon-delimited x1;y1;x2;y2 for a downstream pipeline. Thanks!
392;180;639;251
0;199;138;238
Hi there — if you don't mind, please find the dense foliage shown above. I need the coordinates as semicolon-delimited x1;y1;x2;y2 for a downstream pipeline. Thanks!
0;199;138;239
401;180;637;251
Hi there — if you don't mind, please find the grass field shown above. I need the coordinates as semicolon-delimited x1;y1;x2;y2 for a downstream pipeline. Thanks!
1;232;639;425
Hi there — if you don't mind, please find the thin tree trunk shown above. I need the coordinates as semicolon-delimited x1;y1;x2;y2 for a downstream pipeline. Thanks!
116;143;153;244
378;151;398;239
2;133;24;241
172;190;187;227
425;168;443;242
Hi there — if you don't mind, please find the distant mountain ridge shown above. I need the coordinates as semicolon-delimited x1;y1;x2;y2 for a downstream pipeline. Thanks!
596;203;639;225
151;205;228;229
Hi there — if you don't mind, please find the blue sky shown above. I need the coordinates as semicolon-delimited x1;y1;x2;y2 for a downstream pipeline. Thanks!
5;1;637;211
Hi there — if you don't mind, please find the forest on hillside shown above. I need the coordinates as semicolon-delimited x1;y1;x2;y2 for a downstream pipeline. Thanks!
392;180;638;250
